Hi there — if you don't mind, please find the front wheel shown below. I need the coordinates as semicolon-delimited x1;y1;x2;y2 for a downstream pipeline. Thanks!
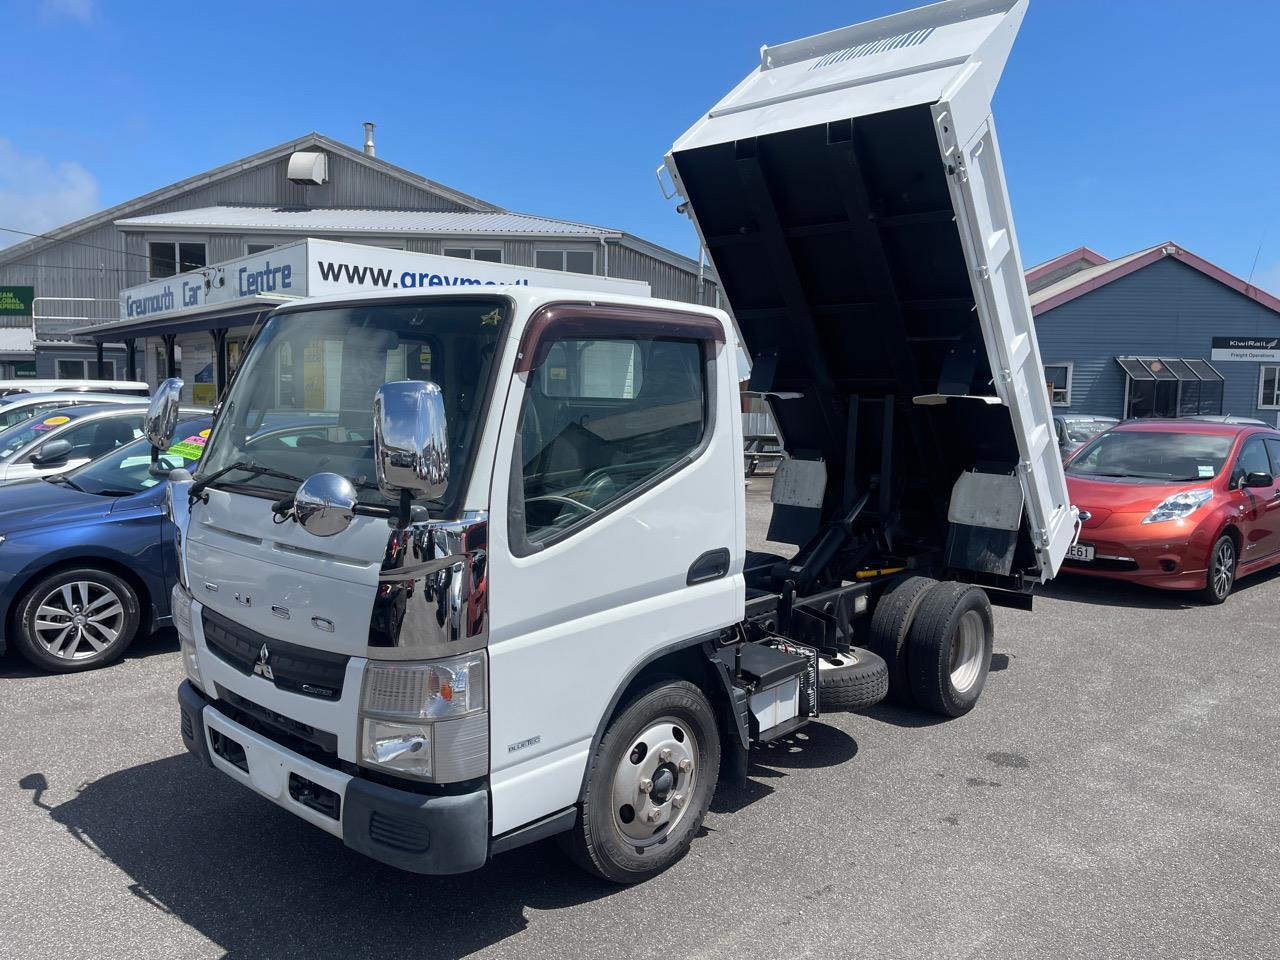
563;678;721;884
13;568;142;673
1198;534;1236;605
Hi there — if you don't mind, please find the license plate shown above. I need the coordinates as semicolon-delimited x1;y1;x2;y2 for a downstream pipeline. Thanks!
1067;543;1095;562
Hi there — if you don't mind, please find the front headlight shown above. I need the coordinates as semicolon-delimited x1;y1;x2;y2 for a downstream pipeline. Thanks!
359;652;488;782
1142;488;1214;524
172;583;201;689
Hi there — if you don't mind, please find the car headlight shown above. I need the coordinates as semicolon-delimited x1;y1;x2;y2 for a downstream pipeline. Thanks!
172;583;202;689
359;652;487;782
1142;488;1213;524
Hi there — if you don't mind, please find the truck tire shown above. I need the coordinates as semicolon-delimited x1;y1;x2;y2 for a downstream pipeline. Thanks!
866;575;937;703
906;582;994;718
12;567;142;673
817;647;888;711
563;678;721;884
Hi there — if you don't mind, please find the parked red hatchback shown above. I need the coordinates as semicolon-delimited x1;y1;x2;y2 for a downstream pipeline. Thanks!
1064;419;1280;603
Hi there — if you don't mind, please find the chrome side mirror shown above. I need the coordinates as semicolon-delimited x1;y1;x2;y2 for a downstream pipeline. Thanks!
373;381;449;505
145;377;184;450
294;473;358;537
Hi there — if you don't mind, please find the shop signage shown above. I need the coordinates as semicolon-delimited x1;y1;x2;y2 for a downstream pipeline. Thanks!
0;286;34;316
1210;336;1280;362
120;244;308;320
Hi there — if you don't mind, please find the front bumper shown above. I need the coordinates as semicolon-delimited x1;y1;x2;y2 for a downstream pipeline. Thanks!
1063;523;1212;591
178;680;489;874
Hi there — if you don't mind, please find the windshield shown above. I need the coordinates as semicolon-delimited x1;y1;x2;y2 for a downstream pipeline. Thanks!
1063;419;1116;444
1067;431;1234;482
0;400;71;431
63;420;212;496
199;298;507;510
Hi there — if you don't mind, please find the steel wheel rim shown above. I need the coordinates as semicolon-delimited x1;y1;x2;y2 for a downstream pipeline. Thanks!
611;717;699;848
1213;540;1235;599
33;580;125;661
949;609;986;694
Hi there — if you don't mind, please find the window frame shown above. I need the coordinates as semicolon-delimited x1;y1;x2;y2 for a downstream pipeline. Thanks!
1231;435;1272;489
147;239;207;279
56;358;116;380
1044;362;1072;407
534;248;597;275
442;245;503;264
507;303;724;557
1258;365;1280;410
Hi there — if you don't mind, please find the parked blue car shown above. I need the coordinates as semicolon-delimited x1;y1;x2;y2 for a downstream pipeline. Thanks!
0;417;212;672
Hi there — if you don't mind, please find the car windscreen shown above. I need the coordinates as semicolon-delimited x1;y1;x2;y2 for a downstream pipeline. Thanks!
0;400;73;431
1062;419;1117;444
1067;431;1234;482
198;298;507;511
62;420;212;496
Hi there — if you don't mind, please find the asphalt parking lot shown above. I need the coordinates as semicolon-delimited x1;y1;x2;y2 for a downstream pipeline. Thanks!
2;477;1279;960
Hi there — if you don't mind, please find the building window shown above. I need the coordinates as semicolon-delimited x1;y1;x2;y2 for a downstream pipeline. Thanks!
1118;357;1223;419
443;246;502;263
1260;366;1280;409
535;249;596;275
1044;364;1072;406
245;242;276;256
148;241;206;278
57;358;116;380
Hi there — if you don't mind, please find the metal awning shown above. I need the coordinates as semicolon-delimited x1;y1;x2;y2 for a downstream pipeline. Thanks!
1116;357;1224;383
67;296;290;342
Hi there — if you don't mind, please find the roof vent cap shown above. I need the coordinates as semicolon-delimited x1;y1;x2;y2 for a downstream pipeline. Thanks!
287;151;329;185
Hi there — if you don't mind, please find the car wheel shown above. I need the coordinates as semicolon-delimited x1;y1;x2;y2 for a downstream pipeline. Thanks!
13;568;141;673
906;582;994;718
562;678;720;884
1198;534;1236;605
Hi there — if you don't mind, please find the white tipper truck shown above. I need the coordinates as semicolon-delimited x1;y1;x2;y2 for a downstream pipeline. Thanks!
163;0;1073;883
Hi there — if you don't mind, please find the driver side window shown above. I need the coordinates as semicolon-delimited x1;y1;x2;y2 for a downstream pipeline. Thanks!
513;335;707;551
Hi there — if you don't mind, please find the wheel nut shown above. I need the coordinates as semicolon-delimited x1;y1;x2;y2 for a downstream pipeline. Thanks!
646;807;662;822
659;748;672;762
677;758;692;773
639;778;653;793
672;793;686;809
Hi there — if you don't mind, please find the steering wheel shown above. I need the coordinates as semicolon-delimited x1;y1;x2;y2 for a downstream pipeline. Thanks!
525;494;597;520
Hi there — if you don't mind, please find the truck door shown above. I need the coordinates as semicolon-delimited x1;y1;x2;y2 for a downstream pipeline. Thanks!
483;303;742;836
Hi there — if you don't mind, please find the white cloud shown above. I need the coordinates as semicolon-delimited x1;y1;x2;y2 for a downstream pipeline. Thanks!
41;0;93;23
1253;260;1280;298
0;140;100;250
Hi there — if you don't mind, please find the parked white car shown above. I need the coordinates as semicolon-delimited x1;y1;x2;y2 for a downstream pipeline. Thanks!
0;404;148;483
0;379;150;398
0;392;141;431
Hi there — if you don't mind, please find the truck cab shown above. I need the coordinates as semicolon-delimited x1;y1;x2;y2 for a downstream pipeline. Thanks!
167;0;1071;884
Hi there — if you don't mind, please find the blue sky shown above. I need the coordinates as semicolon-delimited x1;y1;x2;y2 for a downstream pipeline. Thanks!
2;0;1278;291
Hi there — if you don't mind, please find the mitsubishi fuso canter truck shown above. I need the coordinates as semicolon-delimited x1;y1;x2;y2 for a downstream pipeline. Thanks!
163;0;1073;883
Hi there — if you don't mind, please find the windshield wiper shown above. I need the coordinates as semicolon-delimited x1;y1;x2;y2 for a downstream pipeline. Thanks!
189;460;305;501
45;474;85;492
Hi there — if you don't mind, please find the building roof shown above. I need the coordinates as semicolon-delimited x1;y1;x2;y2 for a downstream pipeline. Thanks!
0;327;36;355
115;206;621;239
1029;242;1280;318
1023;245;1108;290
0;132;500;267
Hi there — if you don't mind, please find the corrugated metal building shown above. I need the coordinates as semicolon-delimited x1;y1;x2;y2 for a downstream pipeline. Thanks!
1030;243;1280;426
0;130;717;382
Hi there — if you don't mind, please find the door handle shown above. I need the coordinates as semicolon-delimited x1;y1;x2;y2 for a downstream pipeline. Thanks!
687;548;731;586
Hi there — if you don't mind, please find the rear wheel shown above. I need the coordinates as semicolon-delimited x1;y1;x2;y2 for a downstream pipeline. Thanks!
563;679;720;884
866;575;938;703
13;568;141;673
1198;534;1236;605
906;582;994;718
